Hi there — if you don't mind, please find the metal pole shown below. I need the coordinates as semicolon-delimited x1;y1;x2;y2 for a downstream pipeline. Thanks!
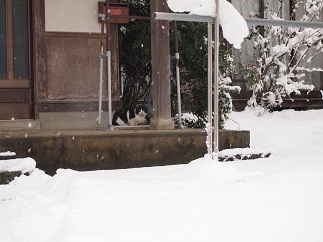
174;21;184;129
206;22;213;155
213;0;220;160
155;13;323;28
107;51;113;126
106;0;114;131
97;14;105;126
246;18;323;29
155;12;214;23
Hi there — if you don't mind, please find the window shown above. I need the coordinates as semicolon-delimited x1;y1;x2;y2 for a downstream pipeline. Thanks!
0;0;6;79
0;0;30;81
12;0;29;79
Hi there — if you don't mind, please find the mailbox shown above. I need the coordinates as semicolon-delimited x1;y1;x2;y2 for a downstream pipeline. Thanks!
98;2;129;24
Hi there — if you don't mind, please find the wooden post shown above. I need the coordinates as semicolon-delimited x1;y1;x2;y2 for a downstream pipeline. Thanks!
150;0;174;130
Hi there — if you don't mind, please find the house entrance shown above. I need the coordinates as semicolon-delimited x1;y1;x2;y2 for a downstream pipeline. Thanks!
0;0;33;120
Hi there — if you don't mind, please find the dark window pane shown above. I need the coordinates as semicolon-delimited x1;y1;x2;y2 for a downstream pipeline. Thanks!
0;0;7;79
13;0;29;79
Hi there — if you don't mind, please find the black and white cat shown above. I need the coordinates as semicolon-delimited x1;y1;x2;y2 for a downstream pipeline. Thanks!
112;106;150;126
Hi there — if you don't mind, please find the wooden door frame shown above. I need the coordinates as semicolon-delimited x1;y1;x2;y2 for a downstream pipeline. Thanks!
0;0;34;119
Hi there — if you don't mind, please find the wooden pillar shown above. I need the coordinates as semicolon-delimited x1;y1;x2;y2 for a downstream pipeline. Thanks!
150;0;174;130
32;0;46;120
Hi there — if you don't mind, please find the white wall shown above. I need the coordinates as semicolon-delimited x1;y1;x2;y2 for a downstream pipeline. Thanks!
45;0;102;33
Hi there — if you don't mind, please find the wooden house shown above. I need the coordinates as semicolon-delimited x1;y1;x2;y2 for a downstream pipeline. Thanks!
0;0;128;130
1;0;322;130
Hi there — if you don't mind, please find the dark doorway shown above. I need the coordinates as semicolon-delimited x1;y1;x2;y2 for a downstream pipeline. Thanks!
0;0;33;120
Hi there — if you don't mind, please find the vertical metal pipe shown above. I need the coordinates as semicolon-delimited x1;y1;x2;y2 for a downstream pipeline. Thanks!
98;14;105;125
107;51;113;127
174;21;184;129
98;53;104;125
207;22;213;155
213;0;220;159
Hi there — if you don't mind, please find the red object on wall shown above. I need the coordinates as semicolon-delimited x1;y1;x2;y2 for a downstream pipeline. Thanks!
98;2;129;24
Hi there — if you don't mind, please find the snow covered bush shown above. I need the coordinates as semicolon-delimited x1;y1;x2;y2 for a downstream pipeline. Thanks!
178;23;240;129
219;51;241;127
242;0;323;110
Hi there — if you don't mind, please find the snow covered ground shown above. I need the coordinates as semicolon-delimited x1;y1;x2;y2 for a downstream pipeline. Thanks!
1;108;323;242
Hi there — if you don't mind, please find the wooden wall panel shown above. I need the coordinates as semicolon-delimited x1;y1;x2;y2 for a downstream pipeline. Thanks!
43;28;119;111
46;34;102;100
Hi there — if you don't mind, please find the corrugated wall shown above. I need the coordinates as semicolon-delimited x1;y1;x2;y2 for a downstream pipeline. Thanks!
295;3;323;88
231;0;259;70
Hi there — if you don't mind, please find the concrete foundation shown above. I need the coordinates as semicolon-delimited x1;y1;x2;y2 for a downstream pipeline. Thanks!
0;129;250;176
39;112;109;130
0;120;40;130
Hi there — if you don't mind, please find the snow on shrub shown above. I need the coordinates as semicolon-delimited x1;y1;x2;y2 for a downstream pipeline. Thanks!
242;0;323;110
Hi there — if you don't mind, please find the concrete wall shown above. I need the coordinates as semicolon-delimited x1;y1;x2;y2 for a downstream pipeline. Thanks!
0;129;250;176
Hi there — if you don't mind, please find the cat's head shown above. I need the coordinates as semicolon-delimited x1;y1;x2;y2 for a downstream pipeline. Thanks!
135;106;147;117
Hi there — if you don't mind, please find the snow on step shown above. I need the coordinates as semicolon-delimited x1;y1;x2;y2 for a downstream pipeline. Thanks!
0;151;16;160
0;155;36;185
0;157;36;173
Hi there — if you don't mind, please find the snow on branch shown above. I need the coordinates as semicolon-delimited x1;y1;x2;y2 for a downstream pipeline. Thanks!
241;0;323;110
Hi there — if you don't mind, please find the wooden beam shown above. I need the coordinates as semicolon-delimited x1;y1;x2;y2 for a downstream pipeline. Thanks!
32;0;46;120
150;0;173;130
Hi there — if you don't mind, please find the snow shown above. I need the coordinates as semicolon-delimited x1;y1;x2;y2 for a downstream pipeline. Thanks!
0;151;16;158
0;157;36;173
167;0;249;49
1;109;323;241
217;0;249;49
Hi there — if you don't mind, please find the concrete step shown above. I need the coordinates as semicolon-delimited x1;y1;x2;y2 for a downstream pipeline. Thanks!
0;129;250;176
